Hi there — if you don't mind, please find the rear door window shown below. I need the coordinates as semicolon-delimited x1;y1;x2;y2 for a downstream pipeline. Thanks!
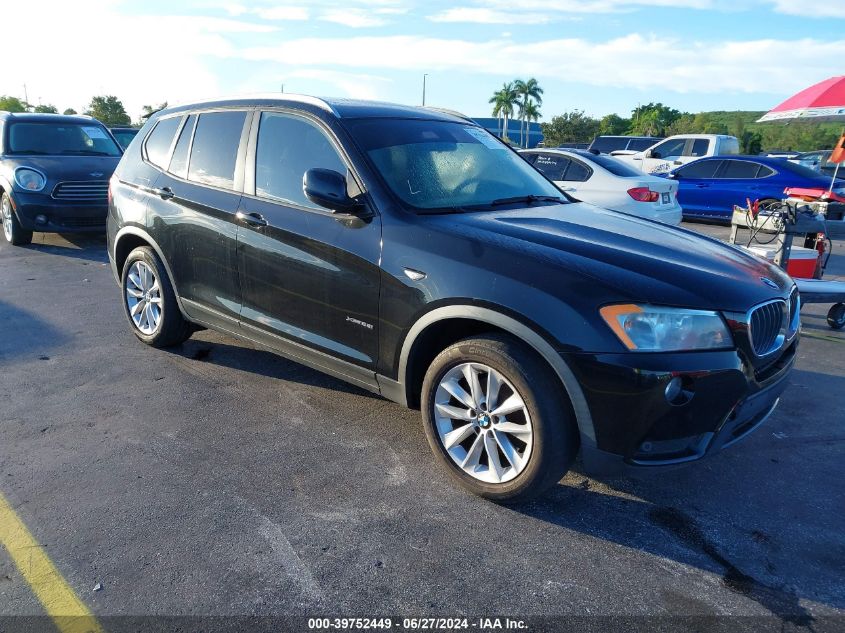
676;160;722;179
562;158;592;182
254;112;346;209
188;111;247;190
720;160;764;179
144;116;182;169
532;153;569;181
168;115;197;179
689;139;710;157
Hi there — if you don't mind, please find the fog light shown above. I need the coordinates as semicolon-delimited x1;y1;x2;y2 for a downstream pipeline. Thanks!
665;376;682;402
35;214;47;225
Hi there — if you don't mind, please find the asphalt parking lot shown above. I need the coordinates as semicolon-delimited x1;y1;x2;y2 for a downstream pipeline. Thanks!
1;223;844;632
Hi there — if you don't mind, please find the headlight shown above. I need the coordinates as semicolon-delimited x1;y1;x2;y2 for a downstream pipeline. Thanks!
600;304;732;352
14;167;46;192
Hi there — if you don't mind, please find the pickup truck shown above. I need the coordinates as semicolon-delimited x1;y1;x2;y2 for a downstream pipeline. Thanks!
613;134;740;175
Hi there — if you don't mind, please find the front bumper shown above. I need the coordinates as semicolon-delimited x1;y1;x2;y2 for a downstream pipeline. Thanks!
565;339;796;474
10;191;107;233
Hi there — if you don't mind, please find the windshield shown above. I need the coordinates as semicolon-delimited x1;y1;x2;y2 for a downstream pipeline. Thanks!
110;128;139;150
7;122;122;156
344;118;565;212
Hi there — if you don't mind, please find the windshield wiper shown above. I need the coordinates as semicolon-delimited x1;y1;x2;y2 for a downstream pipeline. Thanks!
60;150;114;156
11;150;50;155
489;195;566;206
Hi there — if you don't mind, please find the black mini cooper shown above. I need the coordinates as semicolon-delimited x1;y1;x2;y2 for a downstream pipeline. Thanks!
0;112;122;245
107;96;798;502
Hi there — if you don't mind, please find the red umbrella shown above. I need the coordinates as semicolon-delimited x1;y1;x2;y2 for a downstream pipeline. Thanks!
757;75;845;123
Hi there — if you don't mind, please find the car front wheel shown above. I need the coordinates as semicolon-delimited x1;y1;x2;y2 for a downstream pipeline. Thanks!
421;334;578;503
121;246;192;347
1;193;33;246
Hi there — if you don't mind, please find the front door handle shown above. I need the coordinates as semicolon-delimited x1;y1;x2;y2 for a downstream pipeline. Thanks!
696;183;709;188
154;186;174;200
236;211;268;227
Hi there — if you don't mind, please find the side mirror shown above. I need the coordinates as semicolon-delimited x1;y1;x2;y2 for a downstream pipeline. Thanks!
645;149;658;159
303;168;360;213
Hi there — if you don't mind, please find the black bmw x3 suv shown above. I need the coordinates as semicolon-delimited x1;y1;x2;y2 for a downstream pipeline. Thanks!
0;112;123;245
107;95;798;502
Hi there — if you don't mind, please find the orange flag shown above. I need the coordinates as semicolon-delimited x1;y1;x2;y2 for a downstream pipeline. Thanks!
830;133;845;163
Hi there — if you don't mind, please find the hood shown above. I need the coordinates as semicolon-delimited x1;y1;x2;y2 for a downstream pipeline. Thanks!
3;155;120;186
431;202;793;312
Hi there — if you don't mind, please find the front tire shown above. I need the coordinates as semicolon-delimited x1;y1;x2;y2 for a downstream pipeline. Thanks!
828;303;845;330
121;246;192;347
421;334;578;503
1;193;33;246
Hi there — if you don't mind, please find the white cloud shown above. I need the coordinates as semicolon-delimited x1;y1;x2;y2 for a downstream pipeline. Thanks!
254;6;310;20
766;0;845;17
287;69;391;99
429;8;551;24
240;33;845;96
477;0;714;12
319;8;387;27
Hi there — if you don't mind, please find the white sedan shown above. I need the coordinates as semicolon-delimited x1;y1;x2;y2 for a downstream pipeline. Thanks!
521;149;683;225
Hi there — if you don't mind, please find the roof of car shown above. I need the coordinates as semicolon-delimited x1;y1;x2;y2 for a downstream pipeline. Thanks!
158;94;468;123
0;112;103;125
688;155;789;165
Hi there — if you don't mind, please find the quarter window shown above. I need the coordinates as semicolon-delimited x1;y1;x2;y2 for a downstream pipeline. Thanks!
145;116;182;169
187;111;247;190
562;158;591;182
254;112;346;208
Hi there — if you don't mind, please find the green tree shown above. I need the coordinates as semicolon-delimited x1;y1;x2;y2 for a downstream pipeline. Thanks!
63;108;77;115
0;96;27;113
33;104;58;114
140;102;168;122
630;103;682;136
599;113;630;136
514;78;543;148
85;95;130;125
540;111;600;146
488;83;518;141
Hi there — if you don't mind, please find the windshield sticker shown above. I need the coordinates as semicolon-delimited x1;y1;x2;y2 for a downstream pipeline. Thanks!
82;126;108;140
463;126;505;150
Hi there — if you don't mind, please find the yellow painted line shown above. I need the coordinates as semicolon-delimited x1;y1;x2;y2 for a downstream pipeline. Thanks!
802;331;845;344
0;491;103;633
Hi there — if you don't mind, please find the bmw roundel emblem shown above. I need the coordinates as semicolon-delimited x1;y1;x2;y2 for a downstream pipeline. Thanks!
761;277;778;289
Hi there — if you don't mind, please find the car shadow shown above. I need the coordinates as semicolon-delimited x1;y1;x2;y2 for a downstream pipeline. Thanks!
505;368;845;625
22;233;108;263
166;336;383;399
0;300;68;364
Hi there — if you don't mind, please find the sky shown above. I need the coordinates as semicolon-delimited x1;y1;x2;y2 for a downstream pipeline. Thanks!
3;0;844;123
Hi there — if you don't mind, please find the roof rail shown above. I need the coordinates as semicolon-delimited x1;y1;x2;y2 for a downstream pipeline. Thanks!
167;93;341;117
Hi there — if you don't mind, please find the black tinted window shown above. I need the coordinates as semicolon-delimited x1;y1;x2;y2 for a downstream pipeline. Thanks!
652;139;686;159
721;160;763;179
628;138;660;151
188;111;246;190
576;152;642;177
676;160;721;179
563;158;591;182
589;137;625;153
8;122;122;157
255;112;346;208
757;165;775;178
145;117;182;168
690;139;710;157
168;115;196;179
532;154;569;180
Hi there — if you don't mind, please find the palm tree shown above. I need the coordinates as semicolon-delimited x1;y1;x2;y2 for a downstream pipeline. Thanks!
488;82;519;141
514;78;543;148
522;100;541;147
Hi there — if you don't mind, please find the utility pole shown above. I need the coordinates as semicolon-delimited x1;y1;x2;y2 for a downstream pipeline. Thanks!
23;84;29;110
422;74;428;106
280;83;285;93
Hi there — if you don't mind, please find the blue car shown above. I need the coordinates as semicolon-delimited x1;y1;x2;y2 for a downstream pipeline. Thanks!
667;155;844;222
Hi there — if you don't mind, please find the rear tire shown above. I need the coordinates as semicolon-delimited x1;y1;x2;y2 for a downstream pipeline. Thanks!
1;193;33;246
121;246;192;347
421;334;578;503
828;303;845;330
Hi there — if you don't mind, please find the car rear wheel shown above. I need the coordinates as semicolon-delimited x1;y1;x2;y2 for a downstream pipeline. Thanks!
421;334;578;503
1;193;33;246
122;246;192;347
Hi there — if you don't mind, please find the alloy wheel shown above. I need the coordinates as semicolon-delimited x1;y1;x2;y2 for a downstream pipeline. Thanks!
125;261;162;335
433;362;533;484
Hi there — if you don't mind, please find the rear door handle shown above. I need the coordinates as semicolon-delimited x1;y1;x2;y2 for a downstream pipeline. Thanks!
154;186;174;200
236;211;268;227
